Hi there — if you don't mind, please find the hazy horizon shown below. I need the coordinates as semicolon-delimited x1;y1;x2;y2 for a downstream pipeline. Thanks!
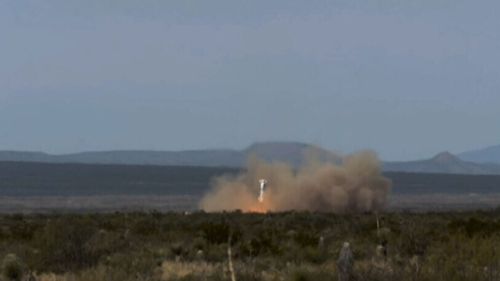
2;1;500;161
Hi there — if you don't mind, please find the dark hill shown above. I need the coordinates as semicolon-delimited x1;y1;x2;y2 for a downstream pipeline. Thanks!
2;161;500;197
0;161;237;196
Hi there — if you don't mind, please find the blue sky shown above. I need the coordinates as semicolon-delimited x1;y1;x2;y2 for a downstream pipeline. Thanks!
1;1;499;160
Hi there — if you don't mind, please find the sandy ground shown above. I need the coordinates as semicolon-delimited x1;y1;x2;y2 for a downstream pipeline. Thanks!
0;195;200;213
1;193;500;213
389;193;500;211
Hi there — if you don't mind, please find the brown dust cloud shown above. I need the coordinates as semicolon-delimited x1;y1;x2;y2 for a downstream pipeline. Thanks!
200;150;392;213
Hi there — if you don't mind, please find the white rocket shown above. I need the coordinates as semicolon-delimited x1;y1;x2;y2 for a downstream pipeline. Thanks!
258;179;267;203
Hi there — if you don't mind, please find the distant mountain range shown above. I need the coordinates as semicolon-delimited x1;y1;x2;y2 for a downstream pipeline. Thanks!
459;145;500;164
384;151;500;175
2;142;500;175
0;142;339;168
0;149;245;167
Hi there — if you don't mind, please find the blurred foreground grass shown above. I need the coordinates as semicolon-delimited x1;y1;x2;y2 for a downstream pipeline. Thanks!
1;210;500;280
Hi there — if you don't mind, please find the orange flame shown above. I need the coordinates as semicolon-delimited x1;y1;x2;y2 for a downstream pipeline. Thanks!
245;197;273;213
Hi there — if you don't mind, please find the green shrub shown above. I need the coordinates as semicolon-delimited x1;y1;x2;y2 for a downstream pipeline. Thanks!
32;217;98;272
289;266;336;281
201;221;231;244
1;254;24;281
131;217;160;236
302;246;327;264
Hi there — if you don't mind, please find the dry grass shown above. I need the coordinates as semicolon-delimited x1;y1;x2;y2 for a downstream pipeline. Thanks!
160;261;221;280
31;260;339;281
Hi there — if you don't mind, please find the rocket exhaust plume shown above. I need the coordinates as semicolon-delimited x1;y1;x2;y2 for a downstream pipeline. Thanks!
200;150;392;213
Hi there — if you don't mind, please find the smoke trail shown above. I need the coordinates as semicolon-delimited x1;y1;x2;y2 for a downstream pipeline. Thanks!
200;150;392;213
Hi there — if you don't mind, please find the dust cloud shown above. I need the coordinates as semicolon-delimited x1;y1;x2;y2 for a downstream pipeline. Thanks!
200;150;392;213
